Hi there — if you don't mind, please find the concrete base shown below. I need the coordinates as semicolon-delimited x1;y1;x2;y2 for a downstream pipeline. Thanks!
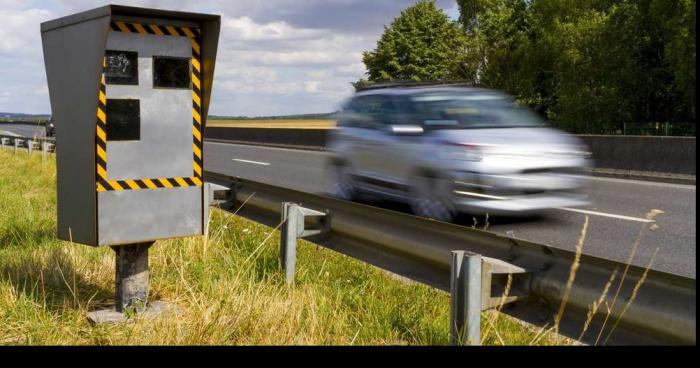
87;300;179;325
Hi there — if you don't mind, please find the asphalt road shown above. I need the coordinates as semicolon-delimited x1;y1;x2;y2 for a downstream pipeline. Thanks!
0;123;46;138
1;120;693;278
205;141;696;279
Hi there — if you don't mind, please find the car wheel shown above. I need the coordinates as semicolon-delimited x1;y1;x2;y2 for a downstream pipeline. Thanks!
409;174;457;222
328;163;356;201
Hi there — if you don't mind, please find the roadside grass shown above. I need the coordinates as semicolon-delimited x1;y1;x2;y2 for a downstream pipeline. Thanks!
207;119;336;129
0;149;565;345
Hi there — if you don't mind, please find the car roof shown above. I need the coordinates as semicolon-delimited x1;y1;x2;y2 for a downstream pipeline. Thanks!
352;86;504;98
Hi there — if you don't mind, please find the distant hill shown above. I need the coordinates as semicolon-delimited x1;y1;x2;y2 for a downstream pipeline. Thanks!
0;112;50;121
209;112;338;120
1;111;338;122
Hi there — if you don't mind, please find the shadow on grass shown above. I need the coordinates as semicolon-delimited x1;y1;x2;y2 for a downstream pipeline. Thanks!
249;251;285;285
0;246;113;313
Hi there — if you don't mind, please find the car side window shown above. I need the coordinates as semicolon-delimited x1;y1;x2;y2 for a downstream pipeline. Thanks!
392;96;419;125
349;95;394;129
336;101;355;128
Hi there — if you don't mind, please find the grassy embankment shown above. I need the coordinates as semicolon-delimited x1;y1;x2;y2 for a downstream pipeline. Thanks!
0;149;565;345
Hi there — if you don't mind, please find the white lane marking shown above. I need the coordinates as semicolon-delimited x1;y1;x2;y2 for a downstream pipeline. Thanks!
453;190;655;223
0;129;20;137
577;174;696;189
555;207;655;223
232;158;271;166
210;141;325;155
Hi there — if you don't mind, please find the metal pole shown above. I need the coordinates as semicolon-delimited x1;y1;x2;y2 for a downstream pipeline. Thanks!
280;202;298;284
111;243;153;313
450;251;482;346
42;141;47;161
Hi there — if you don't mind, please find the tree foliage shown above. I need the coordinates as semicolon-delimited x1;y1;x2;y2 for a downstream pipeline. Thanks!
362;0;473;82
455;0;696;135
360;0;695;135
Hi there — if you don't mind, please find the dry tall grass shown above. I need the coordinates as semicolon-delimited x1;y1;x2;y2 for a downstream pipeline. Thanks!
0;149;561;345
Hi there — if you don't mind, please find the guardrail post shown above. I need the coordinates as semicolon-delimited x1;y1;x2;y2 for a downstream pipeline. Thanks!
28;140;33;156
281;202;299;284
14;139;20;155
1;137;5;150
280;202;328;284
41;141;48;161
450;251;482;346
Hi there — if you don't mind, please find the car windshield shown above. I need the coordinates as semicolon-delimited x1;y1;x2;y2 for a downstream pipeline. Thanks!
409;92;546;129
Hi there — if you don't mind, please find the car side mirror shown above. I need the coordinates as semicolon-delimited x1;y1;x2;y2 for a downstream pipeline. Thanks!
387;124;424;135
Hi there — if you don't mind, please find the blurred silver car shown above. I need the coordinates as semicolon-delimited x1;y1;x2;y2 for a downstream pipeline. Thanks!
326;85;592;222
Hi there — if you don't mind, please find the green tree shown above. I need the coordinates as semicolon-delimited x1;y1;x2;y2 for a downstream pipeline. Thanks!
361;0;474;83
455;0;696;135
650;0;696;122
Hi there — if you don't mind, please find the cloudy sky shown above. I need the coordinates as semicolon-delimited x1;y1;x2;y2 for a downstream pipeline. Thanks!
0;0;458;117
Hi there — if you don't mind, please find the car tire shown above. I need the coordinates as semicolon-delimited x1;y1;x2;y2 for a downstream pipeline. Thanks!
328;163;356;201
409;174;457;223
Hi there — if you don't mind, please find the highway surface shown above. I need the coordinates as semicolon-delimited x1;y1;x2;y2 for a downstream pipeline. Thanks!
0;122;46;138
1;121;694;278
205;141;696;279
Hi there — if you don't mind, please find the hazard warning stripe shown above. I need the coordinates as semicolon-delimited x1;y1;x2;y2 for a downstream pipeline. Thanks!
97;175;204;192
109;21;199;41
97;22;205;192
95;56;109;191
189;32;204;180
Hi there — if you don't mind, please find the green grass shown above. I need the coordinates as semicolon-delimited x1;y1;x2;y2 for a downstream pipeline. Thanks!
0;149;566;345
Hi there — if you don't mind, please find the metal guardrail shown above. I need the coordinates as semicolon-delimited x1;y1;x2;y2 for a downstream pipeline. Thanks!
0;134;56;157
204;171;695;345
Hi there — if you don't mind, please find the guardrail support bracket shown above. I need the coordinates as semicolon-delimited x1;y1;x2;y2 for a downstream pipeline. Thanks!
203;182;232;232
280;202;328;284
480;256;530;310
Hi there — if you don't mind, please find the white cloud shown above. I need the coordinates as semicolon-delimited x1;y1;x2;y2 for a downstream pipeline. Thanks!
337;62;367;76
306;69;329;79
0;0;456;115
304;81;319;93
0;8;53;57
224;16;321;42
34;85;48;95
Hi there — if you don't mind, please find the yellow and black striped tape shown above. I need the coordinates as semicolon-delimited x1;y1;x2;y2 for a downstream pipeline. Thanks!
109;21;201;38
96;21;204;192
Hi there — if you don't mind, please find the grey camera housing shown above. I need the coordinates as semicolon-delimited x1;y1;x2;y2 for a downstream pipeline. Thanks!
41;5;220;246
